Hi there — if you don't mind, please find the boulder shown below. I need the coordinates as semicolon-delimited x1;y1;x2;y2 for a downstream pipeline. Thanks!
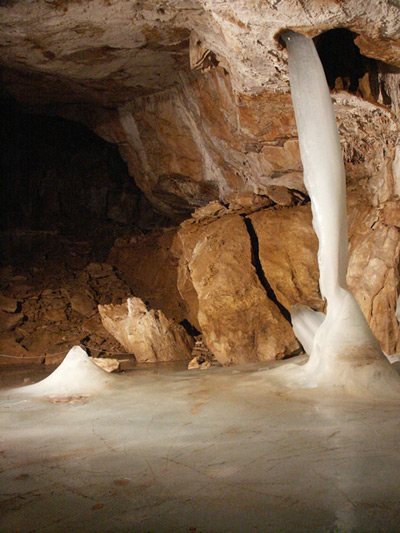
176;213;300;365
0;295;19;314
67;291;97;318
98;297;194;363
249;205;323;313
0;311;24;332
107;229;188;323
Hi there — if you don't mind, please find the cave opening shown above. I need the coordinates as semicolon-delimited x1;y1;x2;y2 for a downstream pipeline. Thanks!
313;28;367;93
312;27;400;109
0;98;167;267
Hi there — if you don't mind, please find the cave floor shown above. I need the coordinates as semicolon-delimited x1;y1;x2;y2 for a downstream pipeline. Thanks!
1;362;400;533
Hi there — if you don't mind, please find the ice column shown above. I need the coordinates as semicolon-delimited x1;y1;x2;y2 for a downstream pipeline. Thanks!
282;31;400;394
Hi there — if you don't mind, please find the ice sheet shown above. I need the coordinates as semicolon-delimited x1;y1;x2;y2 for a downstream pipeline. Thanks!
1;365;400;532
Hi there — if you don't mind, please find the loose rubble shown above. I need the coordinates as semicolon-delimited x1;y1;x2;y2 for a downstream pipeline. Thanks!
0;243;134;366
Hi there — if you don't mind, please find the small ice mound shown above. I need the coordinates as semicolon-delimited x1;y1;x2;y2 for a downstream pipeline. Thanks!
13;346;114;399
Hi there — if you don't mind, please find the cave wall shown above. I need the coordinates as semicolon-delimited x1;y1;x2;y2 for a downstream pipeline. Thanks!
0;102;168;264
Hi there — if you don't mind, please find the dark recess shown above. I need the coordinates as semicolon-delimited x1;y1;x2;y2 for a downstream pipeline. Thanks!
0;99;167;265
313;28;366;92
243;215;292;324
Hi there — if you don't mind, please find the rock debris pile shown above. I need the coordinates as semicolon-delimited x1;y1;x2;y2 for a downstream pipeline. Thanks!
0;250;132;366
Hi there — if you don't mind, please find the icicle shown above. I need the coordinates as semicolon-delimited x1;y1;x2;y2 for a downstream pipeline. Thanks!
280;31;400;396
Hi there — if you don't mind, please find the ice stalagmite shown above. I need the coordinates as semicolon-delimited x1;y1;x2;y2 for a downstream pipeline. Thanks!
13;346;113;398
281;31;400;396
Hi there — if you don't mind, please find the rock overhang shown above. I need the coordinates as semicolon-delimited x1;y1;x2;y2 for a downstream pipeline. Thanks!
1;1;400;106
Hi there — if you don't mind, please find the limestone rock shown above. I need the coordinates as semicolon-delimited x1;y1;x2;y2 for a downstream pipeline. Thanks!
67;291;97;318
2;3;400;220
381;201;400;228
90;357;120;373
347;190;400;354
85;262;114;279
42;308;67;323
249;205;323;313
98;298;194;363
188;337;216;370
188;355;212;371
2;1;400;102
177;213;300;365
107;229;188;323
0;295;19;314
0;311;24;332
0;332;38;365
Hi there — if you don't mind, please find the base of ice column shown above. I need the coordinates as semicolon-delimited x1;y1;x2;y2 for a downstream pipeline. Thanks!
290;290;400;398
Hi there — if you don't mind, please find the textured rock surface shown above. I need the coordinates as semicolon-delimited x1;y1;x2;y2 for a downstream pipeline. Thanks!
176;213;300;365
251;192;400;355
250;205;322;313
2;1;400;100
107;229;188;323
0;250;133;365
1;1;400;219
347;188;400;354
98;297;194;362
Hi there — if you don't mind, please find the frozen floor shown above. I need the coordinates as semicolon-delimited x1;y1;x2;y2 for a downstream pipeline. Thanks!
1;361;400;532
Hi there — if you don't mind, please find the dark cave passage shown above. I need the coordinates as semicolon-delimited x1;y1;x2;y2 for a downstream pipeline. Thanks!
313;28;366;93
312;27;400;109
0;100;166;266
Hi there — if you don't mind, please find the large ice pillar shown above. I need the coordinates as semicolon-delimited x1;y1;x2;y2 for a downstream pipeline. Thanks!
282;31;400;395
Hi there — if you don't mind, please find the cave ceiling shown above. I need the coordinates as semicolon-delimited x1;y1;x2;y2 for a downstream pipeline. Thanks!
1;1;400;218
1;1;400;105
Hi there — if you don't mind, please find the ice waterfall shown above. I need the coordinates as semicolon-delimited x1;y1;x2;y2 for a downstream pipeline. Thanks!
281;31;400;396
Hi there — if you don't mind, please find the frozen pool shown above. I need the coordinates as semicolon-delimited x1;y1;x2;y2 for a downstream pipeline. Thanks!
1;357;400;532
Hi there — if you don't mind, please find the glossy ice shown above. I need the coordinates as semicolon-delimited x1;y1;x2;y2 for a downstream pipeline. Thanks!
1;362;400;532
279;32;400;396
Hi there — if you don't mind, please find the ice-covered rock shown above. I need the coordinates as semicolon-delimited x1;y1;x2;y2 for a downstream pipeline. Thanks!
280;31;400;396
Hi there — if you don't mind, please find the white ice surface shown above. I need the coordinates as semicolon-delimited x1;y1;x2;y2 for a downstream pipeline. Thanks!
2;365;400;532
290;304;325;356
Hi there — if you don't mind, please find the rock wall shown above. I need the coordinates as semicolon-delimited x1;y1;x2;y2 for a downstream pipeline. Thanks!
107;188;400;363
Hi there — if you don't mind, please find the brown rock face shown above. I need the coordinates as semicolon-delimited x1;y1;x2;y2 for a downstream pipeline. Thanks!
347;189;400;354
98;297;194;363
176;213;300;365
250;206;322;313
107;229;188;323
2;1;400;220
